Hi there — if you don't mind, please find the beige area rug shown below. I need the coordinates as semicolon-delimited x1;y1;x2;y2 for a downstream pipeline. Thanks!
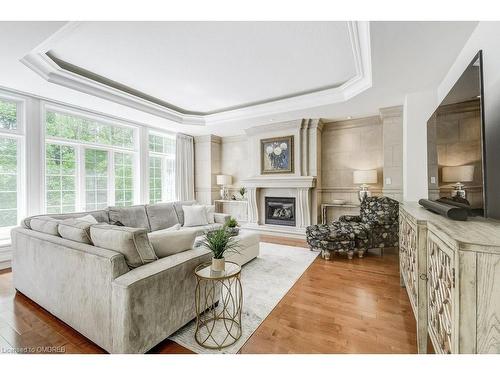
169;242;318;353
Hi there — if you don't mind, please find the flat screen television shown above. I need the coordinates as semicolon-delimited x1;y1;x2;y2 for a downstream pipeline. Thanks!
427;51;486;217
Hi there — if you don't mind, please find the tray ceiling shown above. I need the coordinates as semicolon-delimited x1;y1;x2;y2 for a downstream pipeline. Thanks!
21;21;372;126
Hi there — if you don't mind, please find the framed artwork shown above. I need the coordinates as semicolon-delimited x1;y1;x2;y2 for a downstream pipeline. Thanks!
260;135;294;174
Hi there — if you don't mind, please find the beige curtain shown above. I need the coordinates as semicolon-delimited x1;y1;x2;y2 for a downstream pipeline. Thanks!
175;133;195;201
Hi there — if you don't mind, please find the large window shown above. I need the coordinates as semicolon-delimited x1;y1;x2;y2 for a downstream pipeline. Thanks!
114;152;134;207
85;149;108;211
0;99;17;130
148;133;175;203
45;108;137;213
45;144;76;214
0;97;23;241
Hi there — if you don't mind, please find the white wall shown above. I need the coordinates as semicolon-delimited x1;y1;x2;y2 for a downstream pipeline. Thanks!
402;89;437;201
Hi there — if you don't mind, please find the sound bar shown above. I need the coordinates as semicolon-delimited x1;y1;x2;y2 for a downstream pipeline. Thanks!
418;199;469;221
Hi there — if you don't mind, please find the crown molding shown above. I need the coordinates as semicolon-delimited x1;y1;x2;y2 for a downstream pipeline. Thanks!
323;115;381;131
20;21;372;127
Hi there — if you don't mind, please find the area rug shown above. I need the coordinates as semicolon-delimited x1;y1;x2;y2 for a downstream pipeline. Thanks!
169;242;318;354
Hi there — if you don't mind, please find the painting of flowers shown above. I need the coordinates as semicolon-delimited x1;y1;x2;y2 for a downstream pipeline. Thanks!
260;136;294;174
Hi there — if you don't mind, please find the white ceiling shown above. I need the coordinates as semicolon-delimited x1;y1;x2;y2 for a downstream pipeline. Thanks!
48;22;357;114
0;21;479;136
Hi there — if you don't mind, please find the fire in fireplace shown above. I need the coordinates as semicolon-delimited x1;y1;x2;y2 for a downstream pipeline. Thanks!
265;197;296;227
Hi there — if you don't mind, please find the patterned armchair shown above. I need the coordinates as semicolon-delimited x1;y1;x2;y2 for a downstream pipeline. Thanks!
306;196;399;260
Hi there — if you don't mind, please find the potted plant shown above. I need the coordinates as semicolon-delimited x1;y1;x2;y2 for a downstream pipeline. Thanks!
239;186;247;200
224;217;239;236
200;228;240;272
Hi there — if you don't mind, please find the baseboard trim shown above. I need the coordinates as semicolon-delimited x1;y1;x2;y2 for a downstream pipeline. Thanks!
0;259;12;270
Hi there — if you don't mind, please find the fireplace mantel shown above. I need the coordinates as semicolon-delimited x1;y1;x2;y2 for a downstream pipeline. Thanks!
241;175;316;237
241;176;316;189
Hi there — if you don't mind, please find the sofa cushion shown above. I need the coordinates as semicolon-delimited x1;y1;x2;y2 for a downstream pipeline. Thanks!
30;217;61;236
108;205;150;231
58;218;93;244
145;202;180;232
183;205;209;227
148;227;197;258
90;224;157;268
23;210;108;229
204;205;215;224
179;223;222;237
78;214;98;224
173;200;196;226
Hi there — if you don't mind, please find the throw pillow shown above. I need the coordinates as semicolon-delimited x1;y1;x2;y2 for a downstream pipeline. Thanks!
90;224;158;268
58;219;93;244
30;217;61;236
76;214;98;224
204;205;215;224
182;205;209;227
148;227;197;258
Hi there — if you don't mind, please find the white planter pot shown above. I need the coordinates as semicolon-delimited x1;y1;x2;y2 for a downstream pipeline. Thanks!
211;257;225;272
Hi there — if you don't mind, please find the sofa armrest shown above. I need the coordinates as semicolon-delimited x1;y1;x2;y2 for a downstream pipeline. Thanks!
111;247;212;353
339;215;362;223
214;213;231;224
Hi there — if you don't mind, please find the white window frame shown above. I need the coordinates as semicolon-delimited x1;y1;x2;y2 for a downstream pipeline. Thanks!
0;93;26;243
42;103;140;213
147;130;176;204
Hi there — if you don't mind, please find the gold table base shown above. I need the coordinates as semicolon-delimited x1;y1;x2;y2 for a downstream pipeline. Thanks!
194;264;243;350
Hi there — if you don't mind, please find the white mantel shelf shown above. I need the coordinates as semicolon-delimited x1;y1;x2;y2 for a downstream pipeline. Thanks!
241;176;316;189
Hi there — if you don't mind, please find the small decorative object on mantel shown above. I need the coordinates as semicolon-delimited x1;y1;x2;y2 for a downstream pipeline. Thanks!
224;217;240;236
353;169;378;202
199;227;240;272
261;135;294;174
418;199;468;221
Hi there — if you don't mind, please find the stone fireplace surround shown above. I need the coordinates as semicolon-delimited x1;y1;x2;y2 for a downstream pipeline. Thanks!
242;176;316;235
239;118;321;237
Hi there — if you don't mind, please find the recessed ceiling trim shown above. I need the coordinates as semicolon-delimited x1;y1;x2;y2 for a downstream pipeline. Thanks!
20;21;372;126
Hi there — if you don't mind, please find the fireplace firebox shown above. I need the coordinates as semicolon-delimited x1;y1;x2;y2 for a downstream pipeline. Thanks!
265;197;296;227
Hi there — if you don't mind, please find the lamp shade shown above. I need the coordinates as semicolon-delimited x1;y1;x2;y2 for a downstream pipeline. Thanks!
216;175;232;185
353;169;377;184
442;165;474;183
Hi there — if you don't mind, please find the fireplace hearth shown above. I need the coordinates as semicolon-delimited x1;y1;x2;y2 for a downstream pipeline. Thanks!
265;197;296;227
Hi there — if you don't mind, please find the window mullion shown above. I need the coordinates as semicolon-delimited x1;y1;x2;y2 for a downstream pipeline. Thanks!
78;146;85;212
109;151;115;207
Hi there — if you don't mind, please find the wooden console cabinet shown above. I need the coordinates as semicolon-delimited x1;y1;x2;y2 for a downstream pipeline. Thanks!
399;202;500;354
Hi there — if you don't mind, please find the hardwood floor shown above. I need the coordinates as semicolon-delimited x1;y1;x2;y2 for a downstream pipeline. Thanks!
0;237;417;354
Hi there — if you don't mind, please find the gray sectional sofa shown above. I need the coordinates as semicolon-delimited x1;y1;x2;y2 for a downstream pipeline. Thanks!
11;201;230;353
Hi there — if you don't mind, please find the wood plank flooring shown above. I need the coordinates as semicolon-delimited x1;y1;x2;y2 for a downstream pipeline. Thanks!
0;237;418;354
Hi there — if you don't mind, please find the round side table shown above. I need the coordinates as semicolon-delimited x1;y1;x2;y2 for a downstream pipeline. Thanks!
194;261;243;350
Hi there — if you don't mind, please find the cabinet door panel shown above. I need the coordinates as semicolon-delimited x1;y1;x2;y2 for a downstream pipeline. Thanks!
427;232;455;354
399;213;418;316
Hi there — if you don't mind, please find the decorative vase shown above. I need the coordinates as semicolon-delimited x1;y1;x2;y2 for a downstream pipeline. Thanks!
211;257;225;272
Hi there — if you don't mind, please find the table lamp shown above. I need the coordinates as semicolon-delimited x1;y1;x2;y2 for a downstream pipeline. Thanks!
216;175;232;200
353;169;377;202
442;165;474;199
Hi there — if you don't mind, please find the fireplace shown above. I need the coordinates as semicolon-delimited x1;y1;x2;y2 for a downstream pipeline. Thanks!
265;197;296;227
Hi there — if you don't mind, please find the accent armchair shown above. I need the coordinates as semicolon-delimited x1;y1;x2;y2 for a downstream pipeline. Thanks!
306;196;399;260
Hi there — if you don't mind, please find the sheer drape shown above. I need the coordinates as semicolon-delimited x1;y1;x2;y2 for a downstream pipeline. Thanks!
175;133;195;201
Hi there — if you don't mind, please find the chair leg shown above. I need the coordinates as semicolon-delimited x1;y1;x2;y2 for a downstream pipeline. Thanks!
322;249;331;260
347;250;354;260
358;250;365;258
